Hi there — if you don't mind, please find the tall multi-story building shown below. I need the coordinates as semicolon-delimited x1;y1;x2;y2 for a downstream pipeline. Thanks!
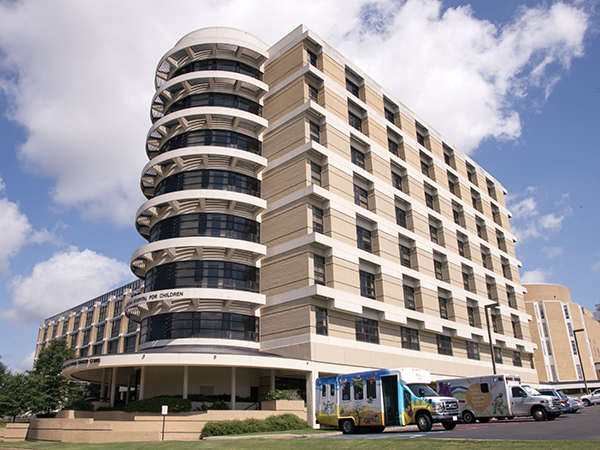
37;25;536;420
525;284;600;388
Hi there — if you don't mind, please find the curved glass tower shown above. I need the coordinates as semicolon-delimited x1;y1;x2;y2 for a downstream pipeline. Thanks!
128;28;269;352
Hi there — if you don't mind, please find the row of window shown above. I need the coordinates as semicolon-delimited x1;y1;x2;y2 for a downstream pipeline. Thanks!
173;58;263;81
315;307;528;365
166;92;262;116
154;169;261;198
158;129;262;156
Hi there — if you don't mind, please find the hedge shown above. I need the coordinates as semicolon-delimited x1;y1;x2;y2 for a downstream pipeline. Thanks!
122;396;191;413
201;413;310;438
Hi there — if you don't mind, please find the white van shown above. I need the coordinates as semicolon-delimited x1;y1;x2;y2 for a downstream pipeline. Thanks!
436;374;561;422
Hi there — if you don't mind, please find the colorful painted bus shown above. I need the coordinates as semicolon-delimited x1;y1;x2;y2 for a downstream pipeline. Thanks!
315;368;460;433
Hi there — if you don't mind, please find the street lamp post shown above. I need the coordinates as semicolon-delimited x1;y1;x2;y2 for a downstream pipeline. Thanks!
573;328;589;395
484;303;499;375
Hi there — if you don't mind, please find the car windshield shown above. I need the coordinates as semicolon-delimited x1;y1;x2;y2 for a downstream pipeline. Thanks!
522;385;542;396
408;384;439;398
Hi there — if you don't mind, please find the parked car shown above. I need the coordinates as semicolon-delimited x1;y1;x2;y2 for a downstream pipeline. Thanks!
538;389;569;413
580;389;600;407
567;395;584;413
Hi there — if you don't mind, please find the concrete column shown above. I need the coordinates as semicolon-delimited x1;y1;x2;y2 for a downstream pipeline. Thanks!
183;366;189;399
100;368;107;399
270;368;275;391
306;369;318;428
109;367;117;407
139;366;146;400
231;367;237;410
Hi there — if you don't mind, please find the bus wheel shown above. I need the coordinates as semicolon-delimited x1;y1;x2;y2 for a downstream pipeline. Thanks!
340;419;356;434
462;410;476;424
443;422;456;430
416;414;432;432
532;407;547;421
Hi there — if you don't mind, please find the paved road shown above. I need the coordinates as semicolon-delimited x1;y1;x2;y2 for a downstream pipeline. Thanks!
321;406;600;441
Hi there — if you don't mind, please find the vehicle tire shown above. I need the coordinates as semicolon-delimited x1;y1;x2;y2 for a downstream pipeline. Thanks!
340;419;355;434
462;410;476;424
443;422;456;430
532;407;547;421
478;417;490;423
416;413;433;432
582;399;591;407
507;416;514;420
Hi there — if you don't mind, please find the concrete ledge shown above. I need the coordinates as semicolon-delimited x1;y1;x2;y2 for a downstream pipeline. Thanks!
3;423;29;442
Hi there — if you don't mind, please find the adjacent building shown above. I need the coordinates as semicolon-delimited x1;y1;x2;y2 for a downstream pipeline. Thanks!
525;284;600;389
36;25;536;420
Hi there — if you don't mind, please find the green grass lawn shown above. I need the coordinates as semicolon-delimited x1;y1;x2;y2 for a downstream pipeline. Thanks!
0;438;597;450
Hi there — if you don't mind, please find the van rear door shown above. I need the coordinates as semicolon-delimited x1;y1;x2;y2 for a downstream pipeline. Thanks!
382;375;400;426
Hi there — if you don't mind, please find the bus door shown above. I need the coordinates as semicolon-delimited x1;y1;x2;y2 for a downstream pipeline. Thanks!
382;375;400;426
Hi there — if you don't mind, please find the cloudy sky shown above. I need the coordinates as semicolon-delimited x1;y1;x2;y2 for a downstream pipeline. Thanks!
0;0;598;372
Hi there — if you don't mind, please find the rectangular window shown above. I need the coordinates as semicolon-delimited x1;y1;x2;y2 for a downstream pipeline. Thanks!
512;319;520;338
392;172;403;191
425;192;434;209
312;206;324;234
316;307;328;336
439;297;448;319
127;319;138;333
492;314;499;333
571;340;578;355
355;317;379;344
310;162;322;186
95;324;105;342
307;49;317;67
98;306;107;323
82;329;91;346
481;251;489;269
399;244;411;268
346;78;360;97
124;336;136;353
351;147;366;169
354;185;369;209
467;164;476;184
477;222;484;239
309;121;320;143
356;226;372;253
107;340;119;355
437;335;452;356
453;208;462;226
314;255;326;286
512;351;522;367
421;160;430;178
308;85;319;102
463;272;471;291
113;300;123;317
457;239;466;257
502;261;511;279
417;132;425;146
110;319;121;338
385;108;395;124
395;207;407;228
507;290;516;308
348;111;362;132
388;138;398;156
401;327;420;351
563;305;570;319
467;341;480;360
360;270;376;299
467;306;476;327
430;225;439;244
92;344;102;356
434;260;444;281
85;312;93;328
73;315;80;330
403;285;416;311
487;281;494;300
494;347;503;364
448;179;456;195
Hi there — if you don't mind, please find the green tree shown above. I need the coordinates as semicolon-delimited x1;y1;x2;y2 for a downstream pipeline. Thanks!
33;338;75;414
0;371;43;422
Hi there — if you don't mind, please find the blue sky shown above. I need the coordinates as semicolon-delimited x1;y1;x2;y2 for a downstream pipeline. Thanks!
0;0;598;372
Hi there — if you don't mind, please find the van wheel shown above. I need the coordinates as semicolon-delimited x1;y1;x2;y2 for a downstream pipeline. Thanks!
443;422;456;430
478;417;490;423
340;419;356;434
582;399;591;407
462;410;476;424
532;407;547;421
416;413;433;432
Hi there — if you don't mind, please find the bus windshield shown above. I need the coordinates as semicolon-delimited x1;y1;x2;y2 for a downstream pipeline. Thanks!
408;384;439;398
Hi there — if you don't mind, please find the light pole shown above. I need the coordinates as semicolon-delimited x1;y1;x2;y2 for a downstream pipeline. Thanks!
484;303;499;374
573;328;590;394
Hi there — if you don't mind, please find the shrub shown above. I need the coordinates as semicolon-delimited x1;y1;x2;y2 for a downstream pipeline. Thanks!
264;389;301;401
65;400;94;411
201;414;310;438
123;396;191;413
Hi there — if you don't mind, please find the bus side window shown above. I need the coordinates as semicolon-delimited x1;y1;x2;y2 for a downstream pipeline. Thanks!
355;382;364;400
481;383;489;393
322;385;327;398
330;383;335;397
367;377;377;399
342;381;351;401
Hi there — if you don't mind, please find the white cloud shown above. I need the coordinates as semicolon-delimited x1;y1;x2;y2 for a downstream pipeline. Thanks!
521;268;551;284
542;246;563;258
0;197;33;274
510;197;538;219
540;213;564;232
15;351;35;373
0;0;590;227
591;260;600;274
0;176;5;193
3;248;132;324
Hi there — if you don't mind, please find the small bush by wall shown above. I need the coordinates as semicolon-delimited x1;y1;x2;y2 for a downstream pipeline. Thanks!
264;389;301;401
123;396;191;413
65;400;94;411
201;413;310;438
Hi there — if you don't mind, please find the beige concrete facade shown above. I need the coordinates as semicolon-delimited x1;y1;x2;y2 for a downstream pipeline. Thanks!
524;283;600;388
33;25;537;437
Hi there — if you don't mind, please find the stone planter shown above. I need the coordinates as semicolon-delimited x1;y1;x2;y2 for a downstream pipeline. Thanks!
260;399;305;411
